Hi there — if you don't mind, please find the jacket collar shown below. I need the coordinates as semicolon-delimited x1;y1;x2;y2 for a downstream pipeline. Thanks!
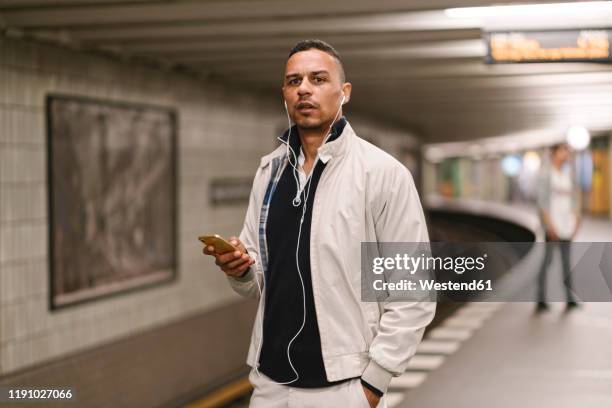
260;117;352;169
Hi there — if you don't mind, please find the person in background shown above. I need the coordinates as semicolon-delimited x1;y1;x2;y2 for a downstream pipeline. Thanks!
536;143;581;311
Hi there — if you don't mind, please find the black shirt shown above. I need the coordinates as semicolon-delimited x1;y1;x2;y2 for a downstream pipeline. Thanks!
257;118;347;387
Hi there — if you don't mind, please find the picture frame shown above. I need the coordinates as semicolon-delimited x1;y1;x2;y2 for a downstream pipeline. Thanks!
46;94;178;310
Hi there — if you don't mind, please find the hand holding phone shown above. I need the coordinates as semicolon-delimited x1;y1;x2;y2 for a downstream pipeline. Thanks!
200;235;254;278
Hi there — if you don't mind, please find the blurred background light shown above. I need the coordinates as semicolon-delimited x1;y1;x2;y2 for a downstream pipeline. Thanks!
501;154;523;177
567;125;591;150
523;151;542;172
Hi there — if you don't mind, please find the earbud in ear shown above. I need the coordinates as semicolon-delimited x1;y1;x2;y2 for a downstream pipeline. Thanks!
284;99;288;110
340;95;346;105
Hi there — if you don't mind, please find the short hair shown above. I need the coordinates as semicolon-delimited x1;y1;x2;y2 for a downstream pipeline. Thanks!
288;39;346;82
551;143;568;154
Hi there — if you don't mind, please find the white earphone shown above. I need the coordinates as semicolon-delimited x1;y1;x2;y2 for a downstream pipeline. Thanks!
253;93;345;384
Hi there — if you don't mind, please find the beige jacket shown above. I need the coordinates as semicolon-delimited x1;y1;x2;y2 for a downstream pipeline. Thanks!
227;121;435;394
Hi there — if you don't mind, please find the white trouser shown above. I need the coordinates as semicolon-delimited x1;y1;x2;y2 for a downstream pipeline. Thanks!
248;369;387;408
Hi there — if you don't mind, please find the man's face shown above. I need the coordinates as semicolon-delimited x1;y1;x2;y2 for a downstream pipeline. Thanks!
282;49;349;130
554;144;571;163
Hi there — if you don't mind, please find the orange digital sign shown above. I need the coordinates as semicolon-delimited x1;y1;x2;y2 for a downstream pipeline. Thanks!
486;30;611;63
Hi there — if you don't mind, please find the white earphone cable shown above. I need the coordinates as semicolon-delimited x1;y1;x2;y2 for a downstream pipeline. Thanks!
254;94;345;384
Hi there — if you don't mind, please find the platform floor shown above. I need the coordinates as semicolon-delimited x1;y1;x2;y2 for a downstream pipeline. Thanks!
391;215;612;407
393;302;612;408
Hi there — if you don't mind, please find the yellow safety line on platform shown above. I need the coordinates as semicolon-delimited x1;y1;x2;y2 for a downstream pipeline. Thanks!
185;377;252;408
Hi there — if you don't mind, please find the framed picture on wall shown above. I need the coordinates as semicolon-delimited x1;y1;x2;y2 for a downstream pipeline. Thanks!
46;94;178;310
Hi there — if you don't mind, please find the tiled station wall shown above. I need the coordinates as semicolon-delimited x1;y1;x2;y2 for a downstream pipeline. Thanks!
0;36;419;406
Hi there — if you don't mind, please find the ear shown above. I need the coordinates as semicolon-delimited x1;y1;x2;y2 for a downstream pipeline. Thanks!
341;82;352;104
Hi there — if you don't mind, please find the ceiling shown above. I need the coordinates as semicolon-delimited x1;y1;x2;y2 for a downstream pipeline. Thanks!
1;0;612;144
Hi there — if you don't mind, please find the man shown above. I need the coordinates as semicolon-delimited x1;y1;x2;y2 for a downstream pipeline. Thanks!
203;39;435;407
536;143;581;311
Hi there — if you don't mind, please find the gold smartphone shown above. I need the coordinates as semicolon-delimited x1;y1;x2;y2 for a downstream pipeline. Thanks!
198;234;239;254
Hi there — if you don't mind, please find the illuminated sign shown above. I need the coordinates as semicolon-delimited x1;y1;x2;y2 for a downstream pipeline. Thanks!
485;29;612;63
